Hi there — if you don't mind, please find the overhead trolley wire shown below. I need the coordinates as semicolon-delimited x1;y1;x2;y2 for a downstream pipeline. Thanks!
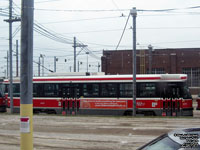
35;0;63;4
115;13;130;50
34;23;73;44
40;16;123;24
31;5;200;12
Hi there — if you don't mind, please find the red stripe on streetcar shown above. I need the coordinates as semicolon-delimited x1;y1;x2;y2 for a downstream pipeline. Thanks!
33;77;161;82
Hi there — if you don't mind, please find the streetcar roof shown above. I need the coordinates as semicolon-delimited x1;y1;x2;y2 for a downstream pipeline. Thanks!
4;74;187;83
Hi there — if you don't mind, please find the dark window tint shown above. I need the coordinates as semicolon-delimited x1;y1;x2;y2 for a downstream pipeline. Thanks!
44;83;59;97
33;83;43;97
101;83;118;97
83;84;99;97
119;83;132;97
0;84;3;97
61;84;81;98
137;83;158;98
13;84;20;97
159;82;192;99
5;84;9;93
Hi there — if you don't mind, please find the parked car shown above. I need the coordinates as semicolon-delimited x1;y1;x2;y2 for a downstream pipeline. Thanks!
137;128;200;150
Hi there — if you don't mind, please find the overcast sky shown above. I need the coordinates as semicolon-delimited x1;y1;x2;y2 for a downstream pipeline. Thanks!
0;0;200;77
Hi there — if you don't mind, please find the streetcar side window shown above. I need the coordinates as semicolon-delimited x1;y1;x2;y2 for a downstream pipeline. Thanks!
13;84;20;97
119;83;132;97
101;83;118;97
33;83;44;97
5;84;9;93
73;84;81;98
137;83;158;98
44;83;59;97
83;83;99;97
0;84;4;97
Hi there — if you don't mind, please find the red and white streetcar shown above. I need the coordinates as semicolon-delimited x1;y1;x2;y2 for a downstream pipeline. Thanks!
3;74;193;116
0;78;6;112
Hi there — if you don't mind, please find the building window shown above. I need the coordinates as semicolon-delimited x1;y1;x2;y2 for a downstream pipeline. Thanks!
182;68;200;87
147;68;165;74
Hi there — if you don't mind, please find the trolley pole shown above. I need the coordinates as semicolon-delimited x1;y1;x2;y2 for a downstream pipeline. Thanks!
130;8;137;117
86;52;89;73
98;62;100;72
54;56;57;72
78;61;80;72
73;37;76;72
38;57;40;76
20;0;34;149
16;40;19;77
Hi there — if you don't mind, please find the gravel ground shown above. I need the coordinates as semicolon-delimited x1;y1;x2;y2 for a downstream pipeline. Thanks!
0;108;199;150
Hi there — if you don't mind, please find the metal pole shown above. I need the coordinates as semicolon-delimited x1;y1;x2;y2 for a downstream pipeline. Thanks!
20;0;34;149
73;37;76;72
38;57;40;76
42;56;44;76
130;8;137;117
9;0;13;114
7;51;9;78
148;44;152;74
78;61;79;72
54;56;56;72
86;52;89;72
98;62;100;72
16;40;19;77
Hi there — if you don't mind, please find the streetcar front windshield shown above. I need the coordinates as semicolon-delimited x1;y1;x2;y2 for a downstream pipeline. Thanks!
181;83;192;99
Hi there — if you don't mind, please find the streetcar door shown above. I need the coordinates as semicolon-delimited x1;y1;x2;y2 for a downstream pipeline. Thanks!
61;85;71;115
61;84;80;115
161;98;167;116
176;98;181;116
71;84;81;115
166;98;172;116
160;83;172;116
161;83;178;116
164;83;181;116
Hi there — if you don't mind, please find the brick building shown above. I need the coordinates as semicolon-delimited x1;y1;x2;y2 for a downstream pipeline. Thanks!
101;48;200;90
